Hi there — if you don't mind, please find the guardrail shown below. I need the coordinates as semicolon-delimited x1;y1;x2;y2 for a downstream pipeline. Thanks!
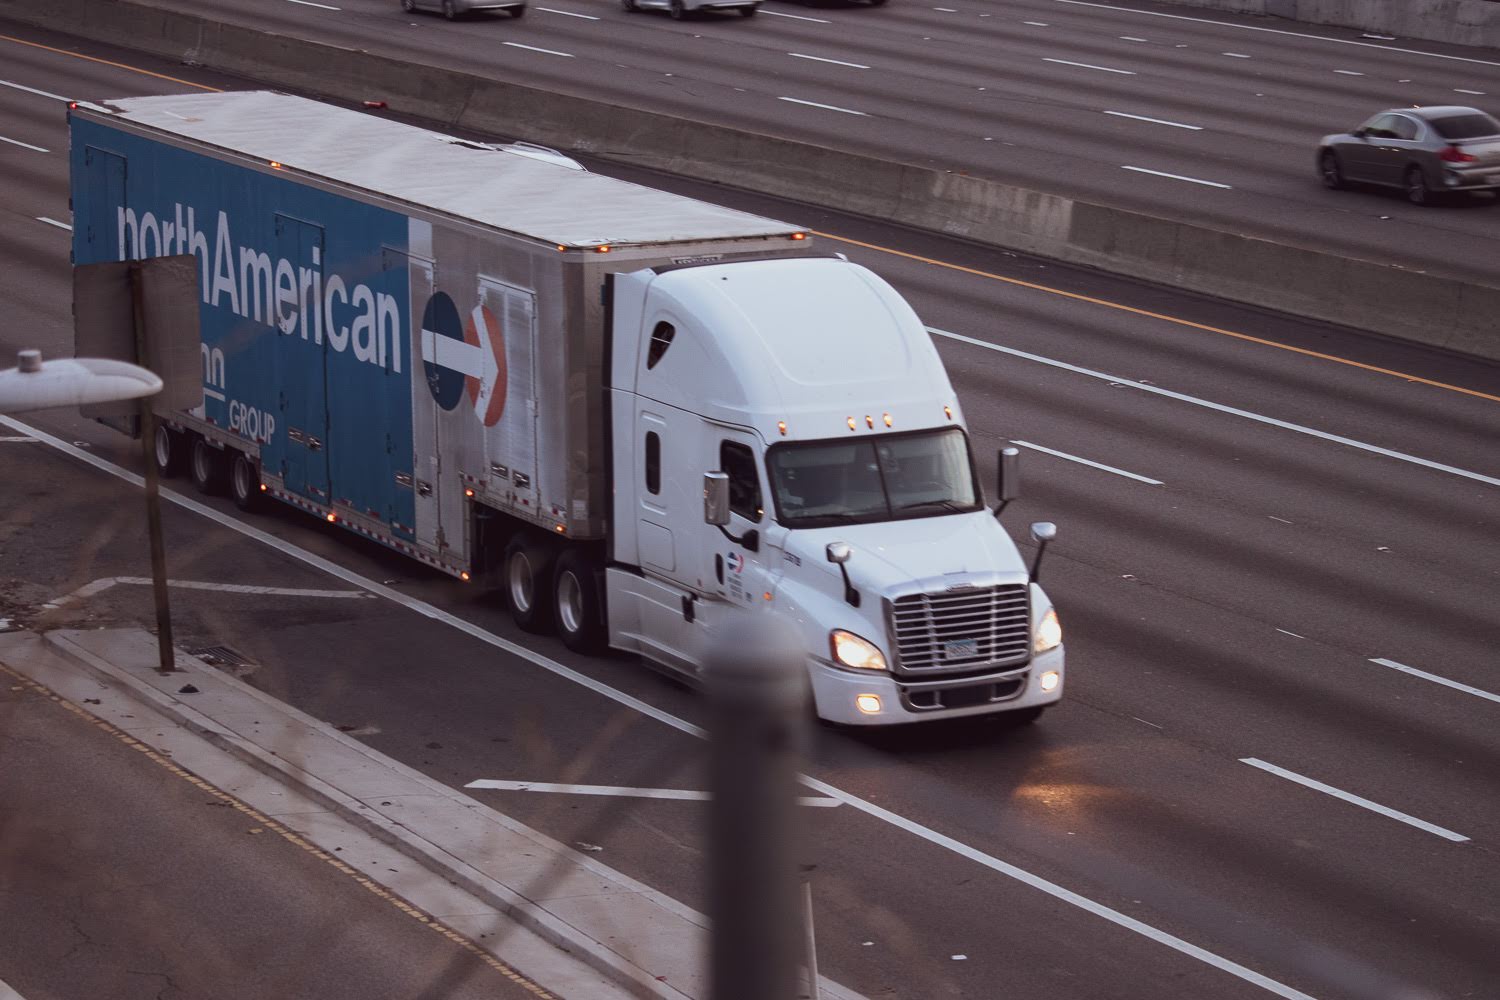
4;0;1497;360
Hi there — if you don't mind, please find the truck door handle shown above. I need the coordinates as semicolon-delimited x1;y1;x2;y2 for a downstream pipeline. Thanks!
715;554;724;584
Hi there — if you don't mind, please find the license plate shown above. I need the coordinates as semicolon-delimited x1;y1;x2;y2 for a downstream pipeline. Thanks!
943;638;979;660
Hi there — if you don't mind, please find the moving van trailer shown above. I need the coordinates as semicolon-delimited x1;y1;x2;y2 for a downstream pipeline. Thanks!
68;91;1064;725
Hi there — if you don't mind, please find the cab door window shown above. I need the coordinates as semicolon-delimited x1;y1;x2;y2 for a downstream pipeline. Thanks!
720;441;763;522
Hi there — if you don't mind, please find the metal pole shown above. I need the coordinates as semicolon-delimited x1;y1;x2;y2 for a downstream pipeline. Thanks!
130;262;176;674
801;879;822;1000
705;614;807;1000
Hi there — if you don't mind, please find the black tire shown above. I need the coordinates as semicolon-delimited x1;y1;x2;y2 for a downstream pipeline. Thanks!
552;548;605;653
230;452;261;512
1318;151;1344;190
154;424;186;478
510;3;526;15
1404;165;1432;206
739;3;756;14
442;0;458;19
669;0;686;19
190;437;228;495
503;534;554;634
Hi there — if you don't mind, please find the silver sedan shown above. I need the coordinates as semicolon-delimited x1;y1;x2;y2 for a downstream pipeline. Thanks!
401;0;526;19
1317;106;1500;205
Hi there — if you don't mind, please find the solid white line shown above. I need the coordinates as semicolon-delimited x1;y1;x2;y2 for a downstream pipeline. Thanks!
1240;758;1469;843
3;411;1318;1000
789;53;871;70
36;217;72;231
1050;0;1500;69
1274;629;1304;639
1044;57;1135;75
1023;21;1049;26
1222;52;1251;59
286;0;341;8
0;79;71;102
0;135;48;153
933;7;958;11
1267;515;1293;524
761;9;830;21
0;976;28;1000
1104;110;1202;130
1370;658;1500;706
1010;439;1162;485
43;576;372;608
1454;89;1486;96
466;780;842;806
926;327;1500;489
0;436;39;442
1122;165;1231;188
1333;69;1364;76
778;97;868;116
1120;36;1148;42
503;42;574;57
536;5;600;17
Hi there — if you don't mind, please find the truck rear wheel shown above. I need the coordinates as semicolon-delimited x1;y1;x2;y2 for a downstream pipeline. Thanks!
552;548;604;653
230;452;262;512
190;437;228;495
503;534;554;634
154;424;186;478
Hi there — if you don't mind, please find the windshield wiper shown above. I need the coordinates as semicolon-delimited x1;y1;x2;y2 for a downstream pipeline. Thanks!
896;500;968;513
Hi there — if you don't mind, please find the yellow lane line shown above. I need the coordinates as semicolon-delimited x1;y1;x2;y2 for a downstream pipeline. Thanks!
814;230;1500;405
0;662;557;1000
0;32;221;92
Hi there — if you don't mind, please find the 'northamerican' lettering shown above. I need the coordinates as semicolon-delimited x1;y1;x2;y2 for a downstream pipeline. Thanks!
117;204;401;372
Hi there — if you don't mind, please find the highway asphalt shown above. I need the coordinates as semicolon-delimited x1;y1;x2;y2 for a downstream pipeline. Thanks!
74;0;1500;286
2;19;1498;1000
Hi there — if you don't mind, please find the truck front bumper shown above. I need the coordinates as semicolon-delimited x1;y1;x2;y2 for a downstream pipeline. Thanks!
808;646;1064;726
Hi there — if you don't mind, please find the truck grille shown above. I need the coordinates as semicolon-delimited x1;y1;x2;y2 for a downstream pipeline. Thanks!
889;584;1030;674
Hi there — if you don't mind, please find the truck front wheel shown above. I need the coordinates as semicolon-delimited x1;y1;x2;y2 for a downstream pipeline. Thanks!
552;548;604;653
503;534;554;634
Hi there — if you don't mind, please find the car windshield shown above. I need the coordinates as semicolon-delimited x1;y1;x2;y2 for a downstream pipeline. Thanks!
1431;113;1500;140
766;428;981;528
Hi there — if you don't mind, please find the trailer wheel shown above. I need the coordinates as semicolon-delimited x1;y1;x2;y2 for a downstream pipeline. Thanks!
230;452;262;512
553;548;604;653
154;424;186;478
503;534;554;634
190;437;228;495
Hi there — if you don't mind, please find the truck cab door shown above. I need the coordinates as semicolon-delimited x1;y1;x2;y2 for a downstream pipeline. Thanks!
708;431;771;609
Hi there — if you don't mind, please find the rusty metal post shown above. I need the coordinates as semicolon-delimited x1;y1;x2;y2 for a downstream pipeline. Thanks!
130;261;176;674
705;614;808;1000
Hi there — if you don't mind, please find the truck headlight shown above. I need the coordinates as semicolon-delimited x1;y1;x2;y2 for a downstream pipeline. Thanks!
1034;608;1061;653
830;630;887;671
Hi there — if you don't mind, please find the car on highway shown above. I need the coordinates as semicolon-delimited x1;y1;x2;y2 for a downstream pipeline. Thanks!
401;0;526;19
1317;105;1500;205
622;0;759;19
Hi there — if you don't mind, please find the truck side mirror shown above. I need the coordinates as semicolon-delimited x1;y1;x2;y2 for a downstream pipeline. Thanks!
826;542;859;607
704;472;730;526
1029;521;1057;583
994;446;1020;518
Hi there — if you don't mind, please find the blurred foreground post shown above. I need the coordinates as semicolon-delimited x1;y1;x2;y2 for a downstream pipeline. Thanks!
130;262;176;674
705;615;808;1000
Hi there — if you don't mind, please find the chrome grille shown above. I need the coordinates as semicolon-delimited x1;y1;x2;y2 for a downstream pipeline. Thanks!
889;584;1030;674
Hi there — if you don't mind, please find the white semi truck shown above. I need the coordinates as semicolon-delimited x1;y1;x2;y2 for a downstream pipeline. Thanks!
69;91;1064;725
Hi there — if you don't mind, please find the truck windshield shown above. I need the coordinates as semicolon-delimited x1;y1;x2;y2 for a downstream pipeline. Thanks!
767;428;981;528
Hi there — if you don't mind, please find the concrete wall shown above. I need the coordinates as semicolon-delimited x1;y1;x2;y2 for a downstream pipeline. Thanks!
3;0;1497;360
1146;0;1500;50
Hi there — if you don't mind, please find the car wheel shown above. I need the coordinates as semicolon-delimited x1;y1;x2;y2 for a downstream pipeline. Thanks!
1319;151;1344;190
230;452;261;512
503;534;554;634
154;424;186;478
1404;165;1433;206
442;0;458;19
669;0;686;19
190;437;227;495
552;548;605;653
401;0;415;11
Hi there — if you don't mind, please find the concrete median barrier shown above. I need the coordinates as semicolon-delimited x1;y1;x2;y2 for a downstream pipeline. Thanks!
1140;0;1500;51
3;0;1497;359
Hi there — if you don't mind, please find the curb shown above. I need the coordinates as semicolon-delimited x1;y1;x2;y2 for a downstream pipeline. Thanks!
2;0;1497;361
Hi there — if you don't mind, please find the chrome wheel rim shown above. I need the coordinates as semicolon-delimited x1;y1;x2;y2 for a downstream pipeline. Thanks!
193;444;210;483
154;426;172;469
558;570;583;635
508;552;534;614
233;458;252;500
